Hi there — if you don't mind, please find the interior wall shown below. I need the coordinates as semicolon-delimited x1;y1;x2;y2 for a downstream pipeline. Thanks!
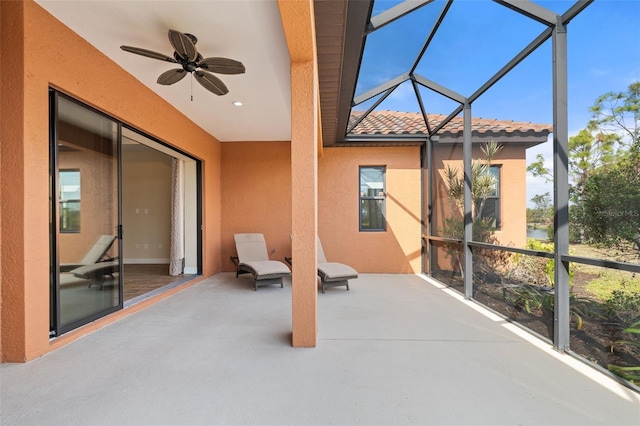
0;0;222;362
122;146;172;264
318;146;422;273
220;141;293;272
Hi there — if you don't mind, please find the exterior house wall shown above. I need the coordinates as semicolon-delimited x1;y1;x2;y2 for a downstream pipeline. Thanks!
220;141;293;273
220;144;423;274
0;0;222;362
431;143;528;248
429;142;528;274
318;146;422;274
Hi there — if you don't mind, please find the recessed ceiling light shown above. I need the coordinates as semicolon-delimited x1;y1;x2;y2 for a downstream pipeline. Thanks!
232;101;243;107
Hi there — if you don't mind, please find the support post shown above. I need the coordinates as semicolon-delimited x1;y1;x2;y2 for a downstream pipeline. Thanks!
463;102;473;299
552;16;570;351
278;0;319;347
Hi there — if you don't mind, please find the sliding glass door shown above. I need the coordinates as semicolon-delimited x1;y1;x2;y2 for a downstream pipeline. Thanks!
50;92;122;334
50;90;202;336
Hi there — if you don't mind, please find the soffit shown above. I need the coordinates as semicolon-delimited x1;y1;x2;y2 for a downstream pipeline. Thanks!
314;0;372;147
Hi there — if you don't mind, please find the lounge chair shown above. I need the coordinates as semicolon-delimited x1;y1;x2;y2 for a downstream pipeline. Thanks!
232;233;291;291
59;235;116;272
317;238;358;293
60;261;119;290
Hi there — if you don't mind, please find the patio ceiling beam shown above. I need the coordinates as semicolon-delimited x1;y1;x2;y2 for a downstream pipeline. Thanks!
352;73;410;106
367;0;434;34
493;0;557;27
468;26;552;104
409;0;453;75
412;74;465;104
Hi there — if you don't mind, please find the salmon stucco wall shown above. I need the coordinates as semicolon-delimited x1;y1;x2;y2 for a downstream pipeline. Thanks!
1;0;222;362
319;146;422;273
220;142;293;274
220;144;423;275
431;143;528;248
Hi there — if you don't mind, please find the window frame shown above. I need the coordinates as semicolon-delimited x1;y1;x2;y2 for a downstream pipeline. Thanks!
479;165;501;230
59;168;81;233
359;165;387;232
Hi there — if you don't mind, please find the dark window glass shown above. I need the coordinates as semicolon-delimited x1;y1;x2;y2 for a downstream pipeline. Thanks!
479;166;500;229
360;166;386;231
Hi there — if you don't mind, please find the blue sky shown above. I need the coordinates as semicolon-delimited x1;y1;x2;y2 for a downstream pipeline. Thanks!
354;0;640;206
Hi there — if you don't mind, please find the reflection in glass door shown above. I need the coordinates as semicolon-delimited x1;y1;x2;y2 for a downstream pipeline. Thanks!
51;93;122;334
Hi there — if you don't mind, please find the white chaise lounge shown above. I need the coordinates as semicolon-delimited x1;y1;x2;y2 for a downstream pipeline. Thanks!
317;238;358;293
233;233;291;291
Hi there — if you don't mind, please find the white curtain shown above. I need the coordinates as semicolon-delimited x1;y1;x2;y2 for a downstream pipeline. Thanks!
169;158;185;276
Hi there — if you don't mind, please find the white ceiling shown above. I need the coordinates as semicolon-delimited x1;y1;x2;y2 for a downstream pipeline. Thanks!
36;0;292;142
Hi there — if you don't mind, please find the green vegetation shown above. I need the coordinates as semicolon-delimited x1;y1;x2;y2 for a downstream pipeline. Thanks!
528;81;640;256
609;321;640;385
441;141;502;276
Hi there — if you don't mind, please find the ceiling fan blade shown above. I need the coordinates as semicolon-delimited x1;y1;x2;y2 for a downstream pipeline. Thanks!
168;30;197;62
194;70;228;96
157;69;188;85
198;57;246;75
120;46;177;63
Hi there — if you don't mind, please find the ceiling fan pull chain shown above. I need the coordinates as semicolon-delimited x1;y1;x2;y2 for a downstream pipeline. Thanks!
190;73;193;102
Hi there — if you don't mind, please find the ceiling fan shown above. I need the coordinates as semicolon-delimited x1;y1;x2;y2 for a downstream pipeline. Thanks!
121;29;245;96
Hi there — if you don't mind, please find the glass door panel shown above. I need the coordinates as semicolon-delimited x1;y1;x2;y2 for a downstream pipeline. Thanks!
53;95;121;332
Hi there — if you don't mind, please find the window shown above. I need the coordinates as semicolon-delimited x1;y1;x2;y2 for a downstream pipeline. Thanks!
59;169;81;233
478;165;500;229
359;166;386;231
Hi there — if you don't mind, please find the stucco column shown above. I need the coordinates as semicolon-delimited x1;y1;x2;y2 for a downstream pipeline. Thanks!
278;0;318;347
291;60;318;347
1;0;28;362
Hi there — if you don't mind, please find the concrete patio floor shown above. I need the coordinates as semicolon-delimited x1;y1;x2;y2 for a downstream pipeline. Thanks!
1;273;639;425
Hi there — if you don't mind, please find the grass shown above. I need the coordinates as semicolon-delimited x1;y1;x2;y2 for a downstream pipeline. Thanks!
569;244;640;301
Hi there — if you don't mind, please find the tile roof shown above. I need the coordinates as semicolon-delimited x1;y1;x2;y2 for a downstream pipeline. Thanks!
349;110;553;137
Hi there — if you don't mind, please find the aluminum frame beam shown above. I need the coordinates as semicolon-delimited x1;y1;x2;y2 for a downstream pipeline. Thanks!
352;73;410;106
552;16;571;352
348;87;395;134
493;0;557;26
413;74;466;104
367;0;434;34
463;102;473;299
468;27;552;104
409;0;453;75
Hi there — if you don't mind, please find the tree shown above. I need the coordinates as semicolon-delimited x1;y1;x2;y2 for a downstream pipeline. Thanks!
581;152;640;255
580;82;640;253
527;82;640;253
441;141;502;277
528;192;552;226
588;81;640;156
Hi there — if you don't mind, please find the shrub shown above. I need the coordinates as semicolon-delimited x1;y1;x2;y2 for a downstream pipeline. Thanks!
609;320;640;385
603;290;640;324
